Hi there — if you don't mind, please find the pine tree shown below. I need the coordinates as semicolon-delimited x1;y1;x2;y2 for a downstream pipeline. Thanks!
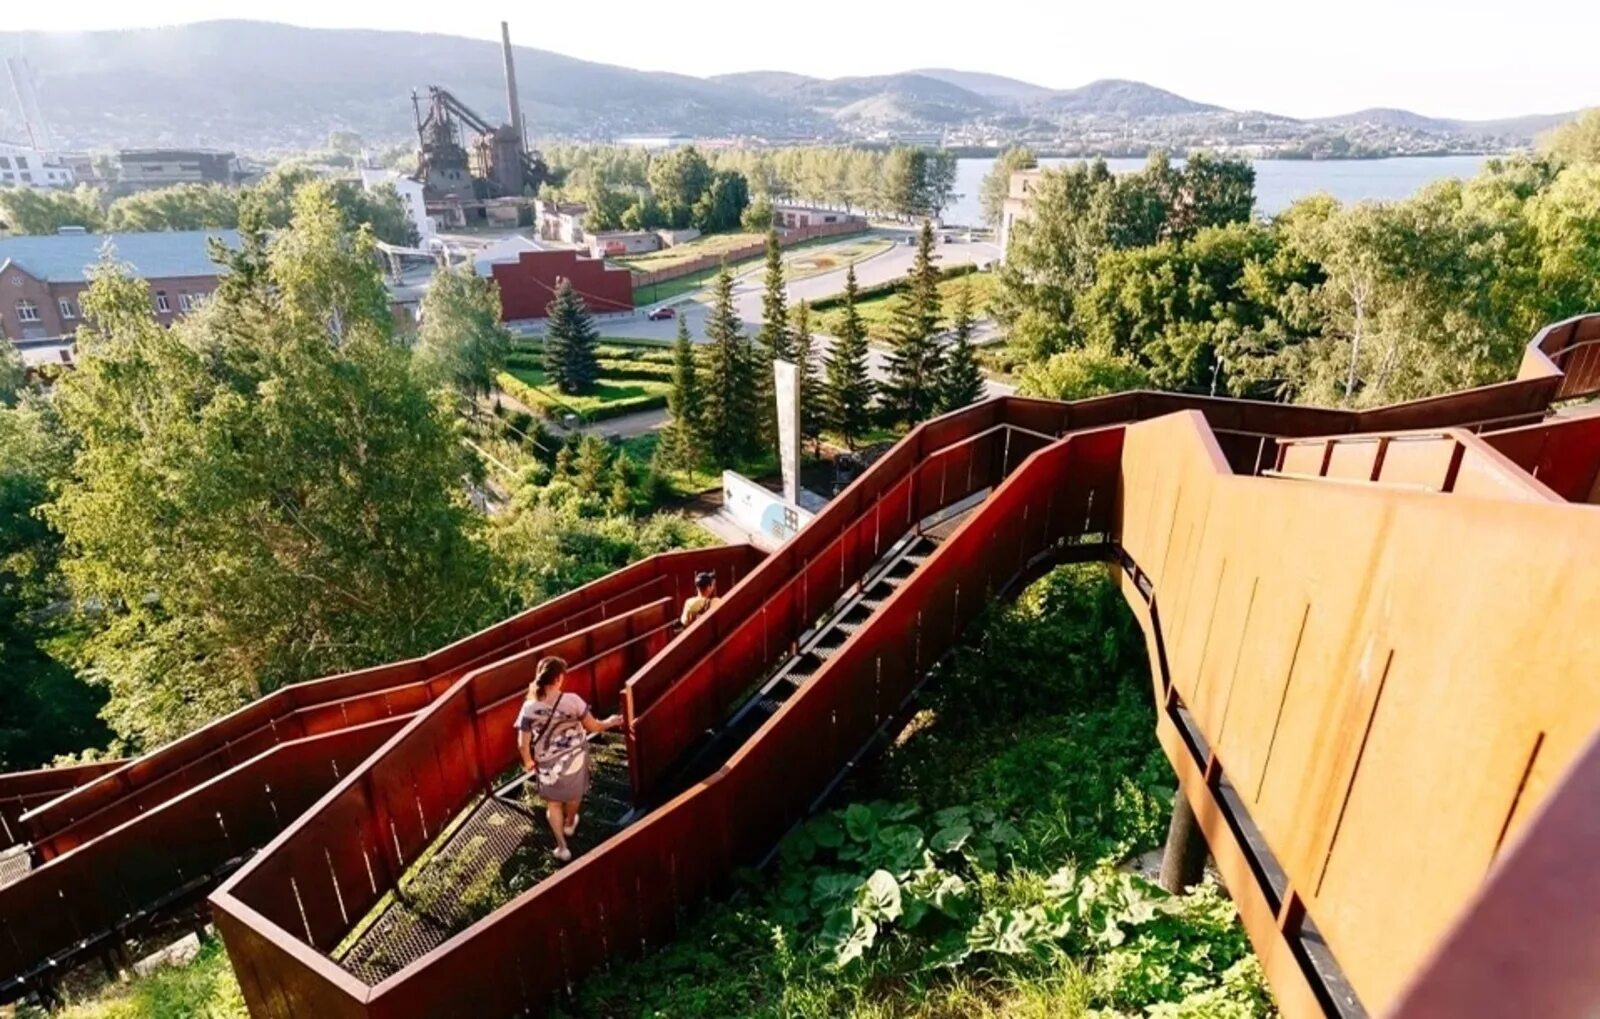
824;264;876;450
554;434;578;479
608;452;636;515
883;221;945;426
543;278;600;394
700;265;758;466
575;434;612;497
664;315;705;478
938;280;985;411
792;301;824;455
754;228;792;451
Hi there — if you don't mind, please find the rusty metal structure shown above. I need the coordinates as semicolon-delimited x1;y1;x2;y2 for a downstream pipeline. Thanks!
412;22;548;210
1;314;1598;1014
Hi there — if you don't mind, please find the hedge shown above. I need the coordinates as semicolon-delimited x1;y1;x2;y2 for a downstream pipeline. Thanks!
497;371;669;424
808;262;979;312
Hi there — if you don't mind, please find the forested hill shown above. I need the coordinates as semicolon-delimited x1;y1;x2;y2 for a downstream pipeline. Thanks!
0;20;1582;153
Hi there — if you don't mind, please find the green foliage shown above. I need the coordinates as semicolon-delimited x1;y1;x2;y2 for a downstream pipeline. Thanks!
754;228;791;451
741;194;774;231
663;315;707;476
694;169;752;233
0;342;25;407
106;183;239;232
792;301;824;452
46;188;488;749
648;146;715;229
570;566;1268;1019
414;266;511;400
939;280;986;411
699;265;759;465
1018;346;1151;401
34;936;247;1019
981;145;1037;228
996;153;1255;361
543;279;601;394
0;400;111;767
0;184;105;234
497;368;668;424
245;165;418;246
1538;108;1600;166
823;264;876;449
882;222;946;426
809;261;978;313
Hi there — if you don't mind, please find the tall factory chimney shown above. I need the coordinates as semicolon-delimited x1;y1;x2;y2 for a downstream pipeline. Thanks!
500;21;524;148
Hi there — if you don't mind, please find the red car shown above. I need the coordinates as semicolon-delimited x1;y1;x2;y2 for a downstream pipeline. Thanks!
647;306;676;321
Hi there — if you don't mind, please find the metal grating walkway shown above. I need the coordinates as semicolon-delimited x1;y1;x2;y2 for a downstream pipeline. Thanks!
336;735;631;984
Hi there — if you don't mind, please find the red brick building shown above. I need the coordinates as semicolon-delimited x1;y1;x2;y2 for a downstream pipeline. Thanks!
484;247;634;321
0;229;236;346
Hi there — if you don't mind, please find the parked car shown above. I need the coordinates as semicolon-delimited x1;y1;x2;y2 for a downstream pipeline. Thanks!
647;306;676;321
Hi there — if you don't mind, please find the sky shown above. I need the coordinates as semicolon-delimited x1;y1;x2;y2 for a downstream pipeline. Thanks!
6;0;1598;120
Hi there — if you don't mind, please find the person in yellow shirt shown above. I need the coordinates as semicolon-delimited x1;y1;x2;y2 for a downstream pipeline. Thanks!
680;571;719;627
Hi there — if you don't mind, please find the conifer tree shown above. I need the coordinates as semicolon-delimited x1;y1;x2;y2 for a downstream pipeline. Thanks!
938;279;986;411
754;228;792;450
543;278;600;394
883;221;945;426
608;452;636;515
792;300;824;455
575;434;612;497
664;315;705;477
554;434;578;479
699;265;758;465
823;264;876;450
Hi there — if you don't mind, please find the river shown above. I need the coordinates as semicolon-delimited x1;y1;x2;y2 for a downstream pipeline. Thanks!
946;155;1493;226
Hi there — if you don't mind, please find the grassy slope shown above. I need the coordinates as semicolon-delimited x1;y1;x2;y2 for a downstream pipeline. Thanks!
822;272;1000;341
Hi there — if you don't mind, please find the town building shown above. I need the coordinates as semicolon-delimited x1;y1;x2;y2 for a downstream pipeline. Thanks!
359;168;434;241
771;204;865;230
533;199;588;245
0;229;236;347
587;230;661;258
999;168;1046;256
116;149;244;191
0;140;74;189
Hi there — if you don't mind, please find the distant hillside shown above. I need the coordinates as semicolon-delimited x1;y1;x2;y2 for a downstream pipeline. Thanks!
1033;80;1223;117
911;68;1057;104
0;20;1579;154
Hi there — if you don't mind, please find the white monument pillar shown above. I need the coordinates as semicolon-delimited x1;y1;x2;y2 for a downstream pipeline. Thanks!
774;359;801;506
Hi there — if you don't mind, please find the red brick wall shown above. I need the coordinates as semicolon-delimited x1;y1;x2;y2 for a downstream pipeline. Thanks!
0;263;219;341
489;250;634;321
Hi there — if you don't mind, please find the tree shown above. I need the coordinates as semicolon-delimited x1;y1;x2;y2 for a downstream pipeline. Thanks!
648;146;714;229
1539;109;1600;166
106;183;240;232
46;191;489;747
0;343;25;406
245;165;417;245
575;435;613;497
741;195;774;231
824;264;876;449
1018;346;1151;401
663;315;706;476
543;279;600;394
699;265;757;465
754;228;792;451
882;222;945;426
585;177;630;232
980;146;1037;229
608;453;637;515
939;281;985;411
0;184;104;234
0;398;111;768
792;301;824;454
414;266;511;402
693;170;751;233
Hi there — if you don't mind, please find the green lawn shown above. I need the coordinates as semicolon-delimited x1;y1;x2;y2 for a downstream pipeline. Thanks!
501;365;670;419
821;272;999;341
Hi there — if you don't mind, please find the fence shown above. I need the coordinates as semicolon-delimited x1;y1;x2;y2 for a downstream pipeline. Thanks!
625;220;869;290
0;760;125;852
23;546;761;854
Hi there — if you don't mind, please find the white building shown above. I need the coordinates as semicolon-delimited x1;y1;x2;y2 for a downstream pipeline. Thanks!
0;140;74;190
359;168;434;241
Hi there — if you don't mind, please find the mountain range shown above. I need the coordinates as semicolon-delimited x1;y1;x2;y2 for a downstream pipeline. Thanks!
0;21;1583;154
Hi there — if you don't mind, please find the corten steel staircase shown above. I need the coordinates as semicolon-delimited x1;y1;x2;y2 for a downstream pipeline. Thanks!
6;313;1598;1015
0;546;761;1005
199;315;1600;1019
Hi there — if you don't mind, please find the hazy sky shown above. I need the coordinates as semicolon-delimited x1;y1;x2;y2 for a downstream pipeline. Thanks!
7;1;1598;119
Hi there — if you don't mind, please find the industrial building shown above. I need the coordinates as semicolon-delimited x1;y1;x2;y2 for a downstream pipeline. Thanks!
0;141;73;190
115;149;245;191
413;22;548;227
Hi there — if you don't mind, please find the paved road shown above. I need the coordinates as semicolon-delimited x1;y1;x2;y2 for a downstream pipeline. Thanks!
600;229;1003;344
